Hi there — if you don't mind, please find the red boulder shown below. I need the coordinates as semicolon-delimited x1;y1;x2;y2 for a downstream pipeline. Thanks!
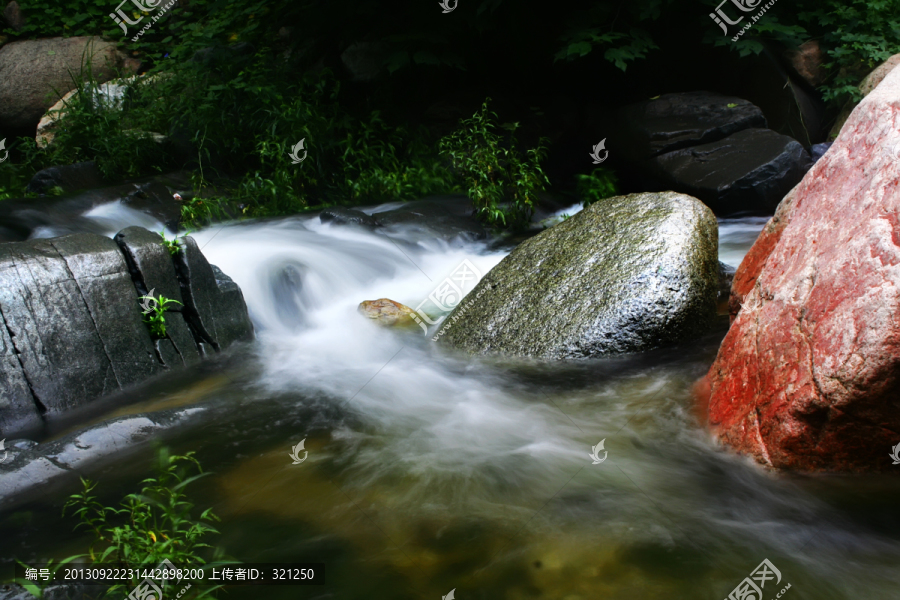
706;65;900;472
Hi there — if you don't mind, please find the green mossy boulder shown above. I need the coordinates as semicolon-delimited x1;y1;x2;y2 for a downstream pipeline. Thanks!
437;192;719;358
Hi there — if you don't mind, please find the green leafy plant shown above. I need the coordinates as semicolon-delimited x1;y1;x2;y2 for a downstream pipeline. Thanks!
8;558;82;599
140;294;182;339
58;451;224;599
554;2;666;70
439;99;549;230
10;452;223;599
159;231;180;256
576;167;619;207
706;0;900;106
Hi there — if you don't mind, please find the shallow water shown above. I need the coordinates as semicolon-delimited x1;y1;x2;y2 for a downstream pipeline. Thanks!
5;211;900;599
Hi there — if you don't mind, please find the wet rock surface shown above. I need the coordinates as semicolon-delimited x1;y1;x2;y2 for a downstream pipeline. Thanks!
173;236;254;353
0;228;253;439
439;192;719;358
372;196;487;242
358;298;420;328
114;227;201;367
705;65;900;472
650;128;812;215
0;171;190;243
0;405;208;510
320;206;380;229
614;91;766;161
609;91;813;216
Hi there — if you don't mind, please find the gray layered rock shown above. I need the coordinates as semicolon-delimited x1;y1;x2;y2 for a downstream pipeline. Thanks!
651;129;813;215
114;227;201;368
0;235;161;420
438;192;719;358
0;311;42;436
174;236;254;353
0;228;253;438
615;91;767;161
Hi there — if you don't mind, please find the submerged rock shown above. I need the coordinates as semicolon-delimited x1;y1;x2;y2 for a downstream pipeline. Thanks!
374;196;487;242
438;192;719;358
705;64;900;472
320;206;380;229
358;298;419;328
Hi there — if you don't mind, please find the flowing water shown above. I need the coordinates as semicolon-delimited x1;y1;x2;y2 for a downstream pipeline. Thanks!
4;209;900;600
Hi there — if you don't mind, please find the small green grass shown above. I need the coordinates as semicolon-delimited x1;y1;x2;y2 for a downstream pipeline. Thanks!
140;293;182;339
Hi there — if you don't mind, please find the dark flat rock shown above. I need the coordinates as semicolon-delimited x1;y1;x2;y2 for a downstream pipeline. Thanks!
615;91;767;161
650;128;813;215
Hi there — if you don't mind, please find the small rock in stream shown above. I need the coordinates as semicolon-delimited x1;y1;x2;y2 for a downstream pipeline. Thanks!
358;298;421;329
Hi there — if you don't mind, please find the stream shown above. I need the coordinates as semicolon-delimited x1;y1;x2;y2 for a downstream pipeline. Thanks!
3;207;900;600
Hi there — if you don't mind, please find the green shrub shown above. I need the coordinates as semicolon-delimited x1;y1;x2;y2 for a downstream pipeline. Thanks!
11;451;223;599
576;167;619;207
706;0;900;106
159;231;179;255
439;99;549;230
